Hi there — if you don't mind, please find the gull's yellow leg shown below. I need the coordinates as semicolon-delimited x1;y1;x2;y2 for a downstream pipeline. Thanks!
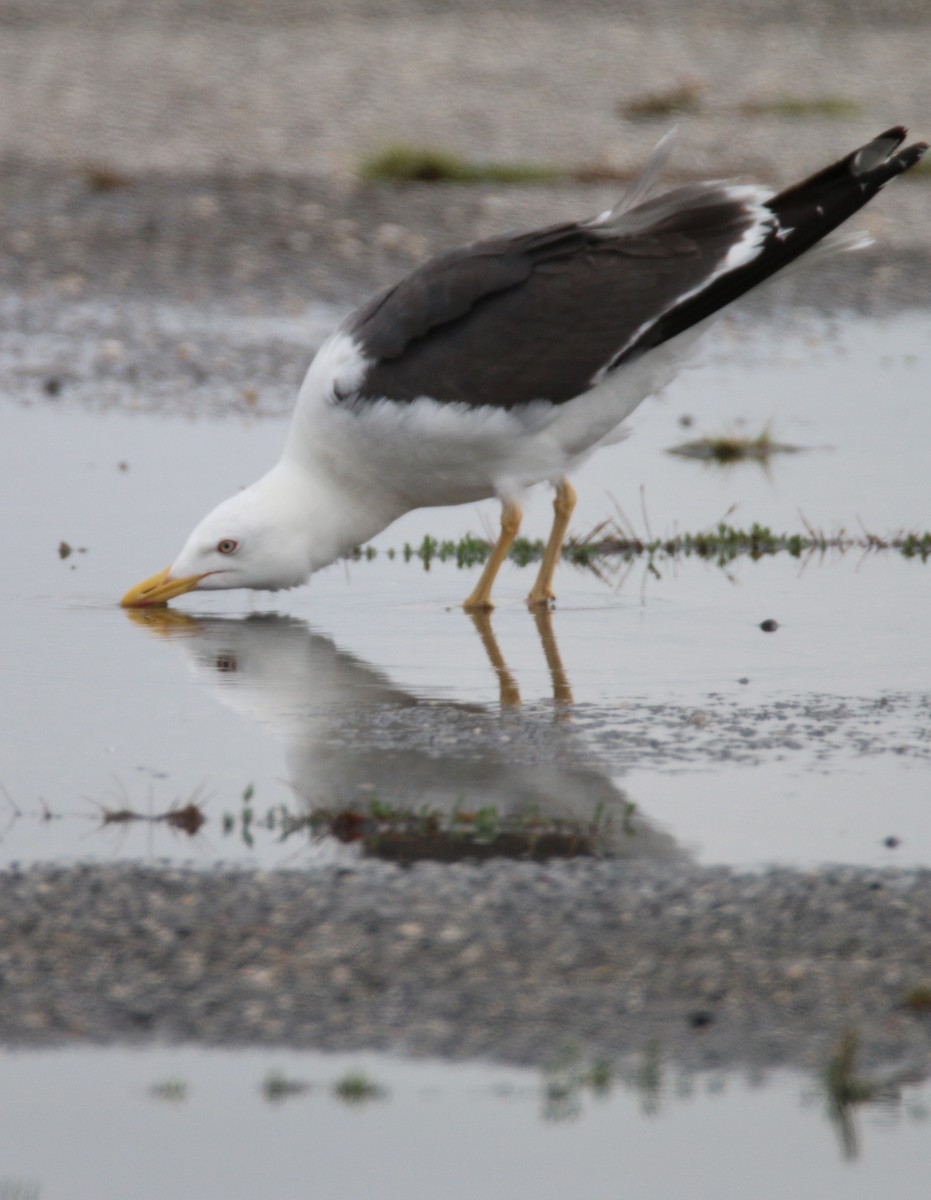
527;478;577;609
463;499;522;612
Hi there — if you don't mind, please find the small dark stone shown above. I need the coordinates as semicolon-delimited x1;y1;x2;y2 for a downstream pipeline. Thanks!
738;677;750;685
688;1010;714;1029
760;619;779;633
43;376;62;397
883;836;901;849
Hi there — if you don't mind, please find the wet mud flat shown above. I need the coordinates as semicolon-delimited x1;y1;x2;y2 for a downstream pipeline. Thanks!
3;860;931;1079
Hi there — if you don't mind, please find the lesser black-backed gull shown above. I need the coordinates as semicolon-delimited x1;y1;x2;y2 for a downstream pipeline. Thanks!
121;127;926;611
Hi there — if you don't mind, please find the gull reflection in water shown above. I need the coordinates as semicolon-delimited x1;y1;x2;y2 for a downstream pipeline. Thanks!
126;609;684;863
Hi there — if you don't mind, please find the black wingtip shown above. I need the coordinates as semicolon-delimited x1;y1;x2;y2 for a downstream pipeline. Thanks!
852;127;907;176
877;124;907;144
849;126;928;184
900;140;929;168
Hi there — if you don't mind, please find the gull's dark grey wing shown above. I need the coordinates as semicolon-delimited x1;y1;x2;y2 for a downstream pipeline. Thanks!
346;207;756;409
345;128;926;411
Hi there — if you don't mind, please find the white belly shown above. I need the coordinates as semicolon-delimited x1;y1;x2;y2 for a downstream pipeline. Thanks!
288;324;703;511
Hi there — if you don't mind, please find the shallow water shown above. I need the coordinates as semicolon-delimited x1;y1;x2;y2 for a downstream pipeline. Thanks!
1;312;929;869
0;1046;928;1200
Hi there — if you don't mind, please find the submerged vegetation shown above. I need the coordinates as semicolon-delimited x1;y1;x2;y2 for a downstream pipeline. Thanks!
542;1045;615;1122
824;1030;879;1110
667;427;801;463
4;782;614;864
222;793;613;864
350;523;931;573
98;799;206;836
822;1029;886;1160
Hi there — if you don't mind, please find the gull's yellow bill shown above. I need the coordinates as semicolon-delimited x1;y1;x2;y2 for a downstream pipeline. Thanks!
120;566;206;608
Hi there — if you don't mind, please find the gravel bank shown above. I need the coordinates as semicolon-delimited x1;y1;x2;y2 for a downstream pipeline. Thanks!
2;0;928;181
2;0;930;306
4;861;931;1076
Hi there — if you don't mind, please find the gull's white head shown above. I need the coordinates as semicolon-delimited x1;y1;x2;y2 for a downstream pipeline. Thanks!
121;463;318;608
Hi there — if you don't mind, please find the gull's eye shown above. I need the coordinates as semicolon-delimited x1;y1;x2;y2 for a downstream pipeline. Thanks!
217;538;239;555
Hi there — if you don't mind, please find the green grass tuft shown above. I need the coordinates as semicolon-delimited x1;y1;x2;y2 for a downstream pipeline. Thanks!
262;1070;310;1102
348;523;931;573
360;145;563;185
902;984;931;1012
740;95;861;119
542;1045;616;1121
620;81;705;119
149;1077;188;1103
332;1070;386;1105
824;1030;877;1109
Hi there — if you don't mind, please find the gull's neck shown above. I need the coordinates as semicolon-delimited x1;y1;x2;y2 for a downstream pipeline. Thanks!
259;456;404;574
273;332;411;571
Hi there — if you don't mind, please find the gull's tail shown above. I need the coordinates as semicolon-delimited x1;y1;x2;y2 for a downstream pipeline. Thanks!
745;125;925;279
613;127;927;363
696;127;924;311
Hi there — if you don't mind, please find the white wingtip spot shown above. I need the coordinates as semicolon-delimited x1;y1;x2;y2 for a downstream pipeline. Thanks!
718;187;776;271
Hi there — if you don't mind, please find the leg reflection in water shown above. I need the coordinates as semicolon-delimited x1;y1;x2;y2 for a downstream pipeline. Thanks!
467;607;573;710
123;607;684;863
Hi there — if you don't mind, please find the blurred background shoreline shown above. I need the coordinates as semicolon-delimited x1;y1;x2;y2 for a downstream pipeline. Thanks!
1;0;928;317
